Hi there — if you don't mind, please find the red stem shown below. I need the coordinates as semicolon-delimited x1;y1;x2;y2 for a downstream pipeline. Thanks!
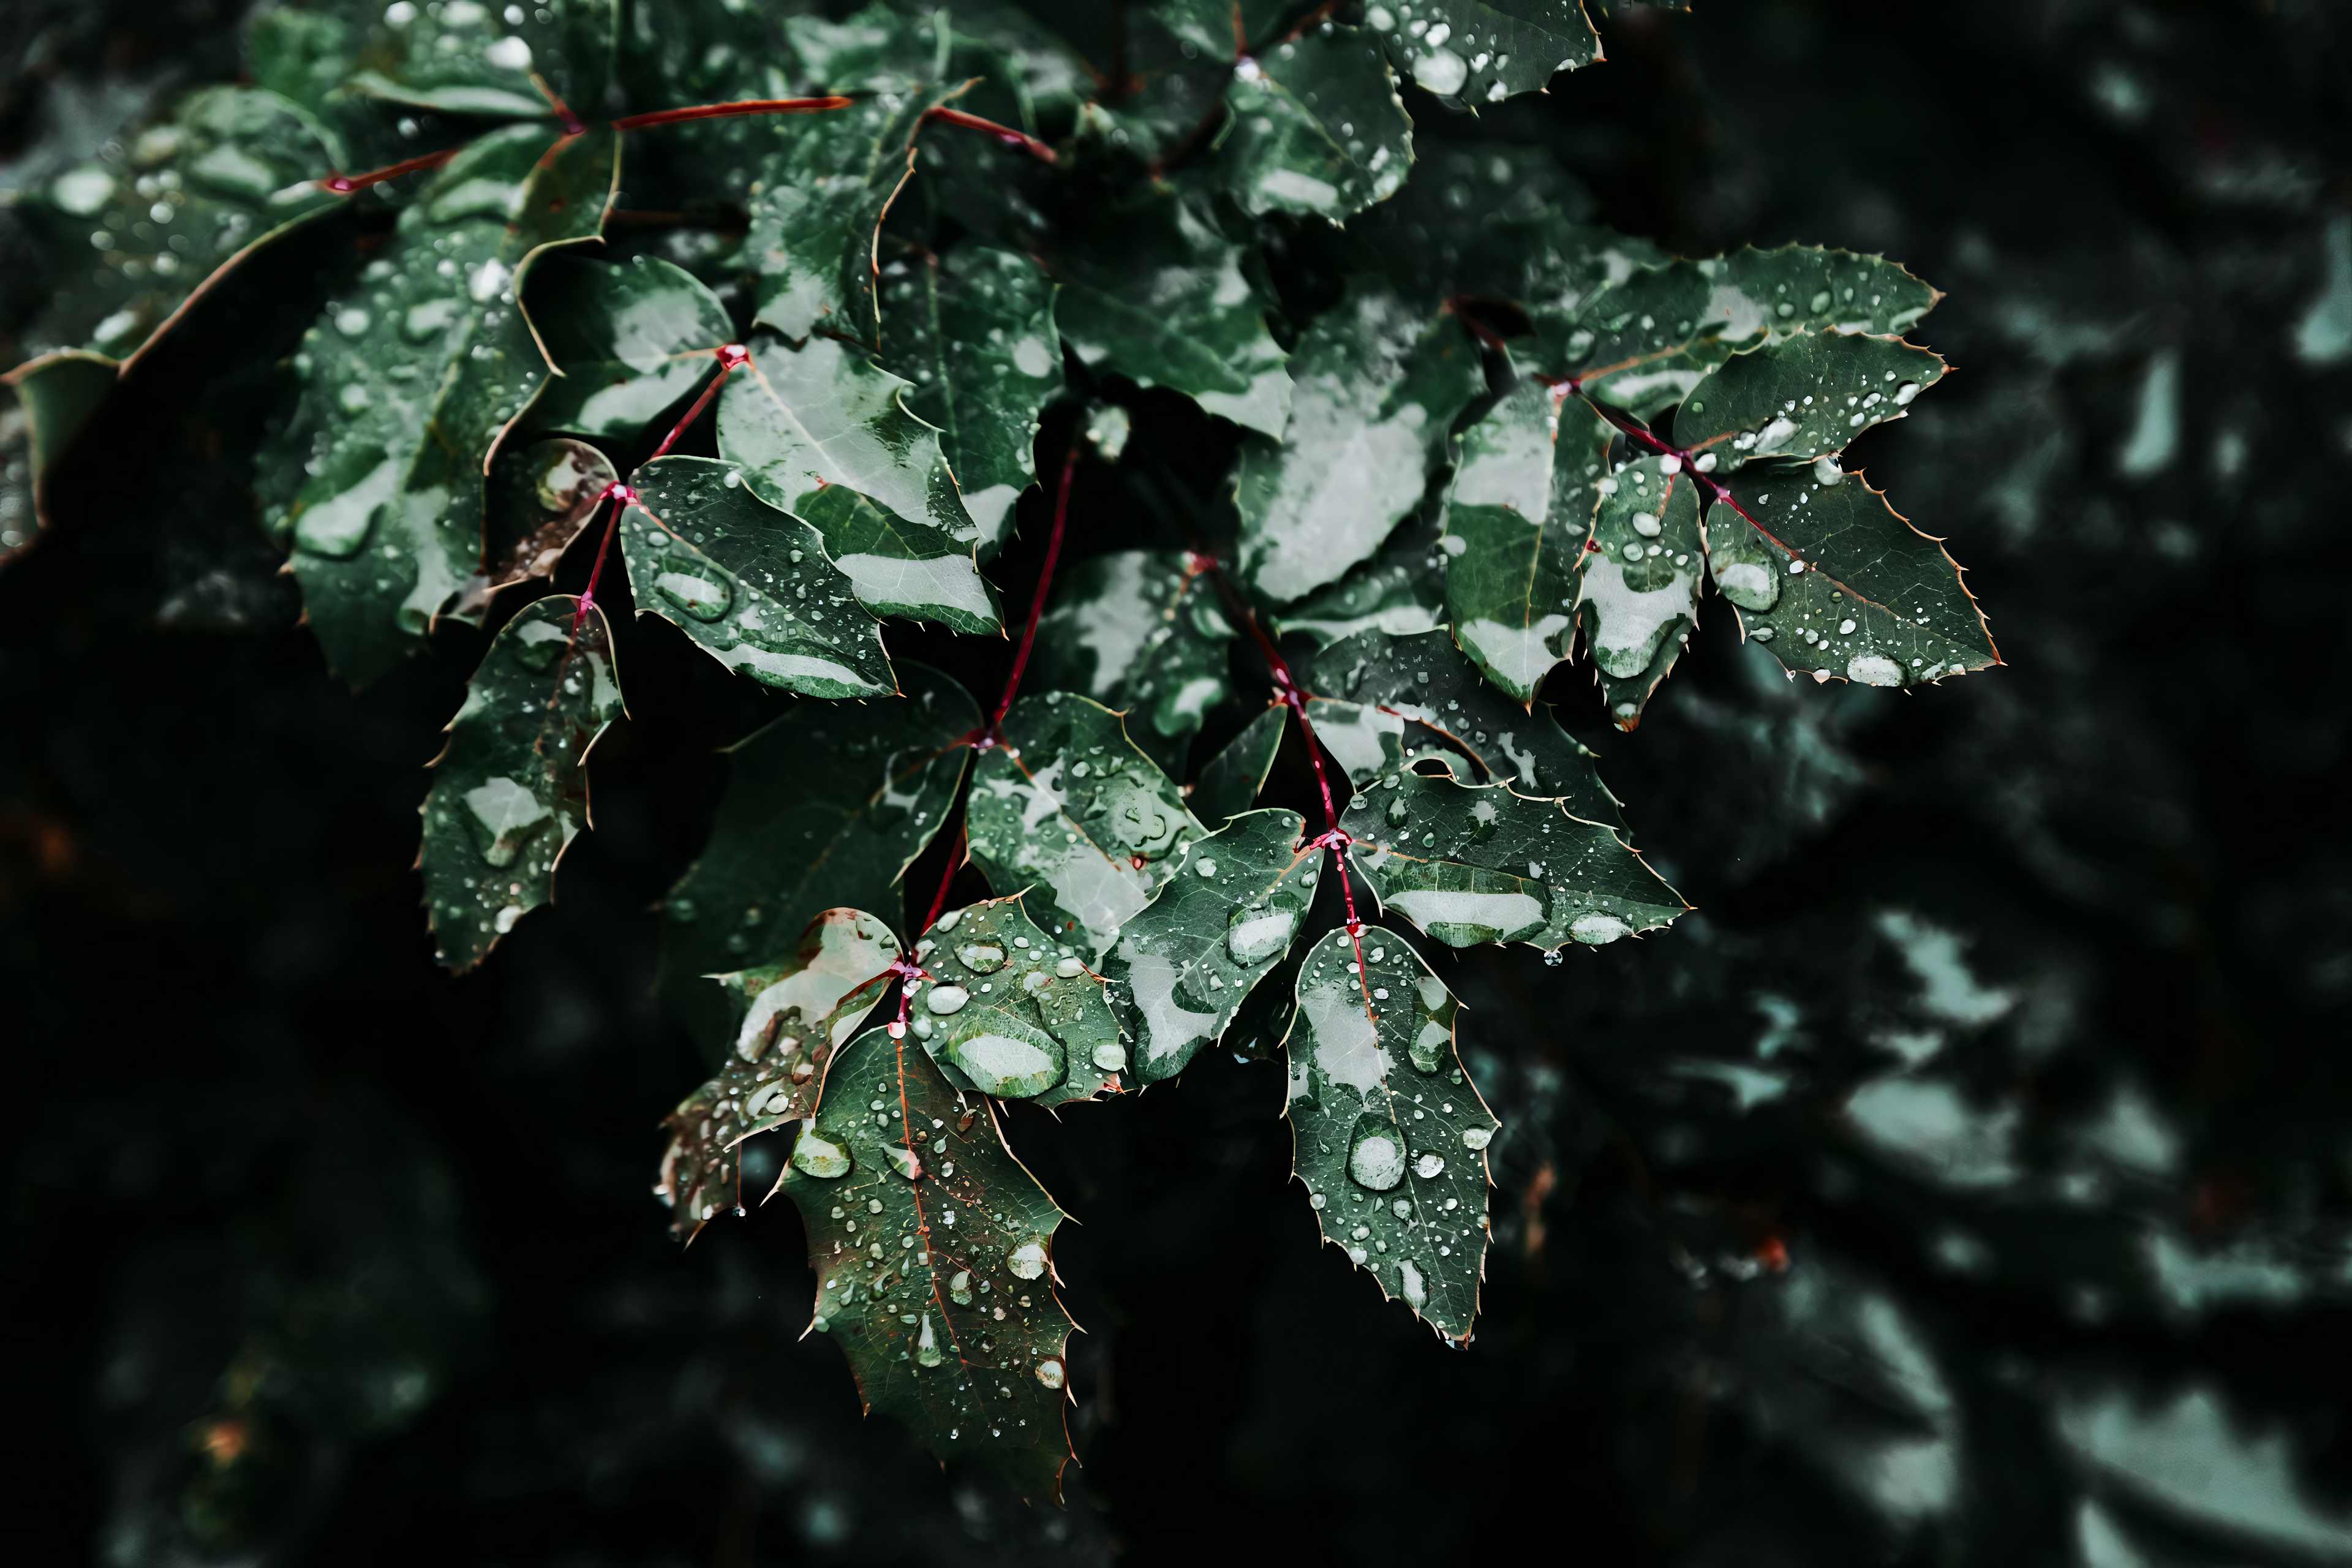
1564;384;1807;564
648;344;747;460
613;96;853;130
317;148;459;194
989;444;1080;731
923;106;1058;164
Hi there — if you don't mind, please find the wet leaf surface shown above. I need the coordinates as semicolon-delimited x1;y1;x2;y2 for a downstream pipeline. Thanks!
910;894;1128;1109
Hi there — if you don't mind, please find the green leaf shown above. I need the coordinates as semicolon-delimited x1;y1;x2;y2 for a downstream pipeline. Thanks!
1539;247;1940;417
660;663;978;1061
878;244;1063;554
1219;28;1414;222
1;354;116;535
1576;451;1705;728
1672;330;1948;470
479;437;615;597
1050;189;1291;438
910;895;1129;1107
1028;551;1233;777
1273;517;1448;644
1302;695;1406;789
1281;927;1499;1340
1235;287;1483;604
744;83;961;345
624;456;897;698
966;694;1204;958
718;331;988;567
1309;628;1625;827
524;255;733;441
1191;704;1288;826
1104;810;1316;1084
419;594;625;971
7;88;345;374
657;909;901;1243
345;0;617;119
775;1027;1076;1504
1706;464;1999;688
1363;0;1602;108
1441;386;1613;699
275;123;617;684
1341;769;1684;949
1351;146;1645;310
796;485;1003;636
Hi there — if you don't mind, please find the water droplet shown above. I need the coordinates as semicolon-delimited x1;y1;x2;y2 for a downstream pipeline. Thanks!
1569;912;1631;945
334;307;371;337
654;569;734;623
955;943;1006;972
1226;906;1298;967
1412;49;1468;94
1415;1153;1446;1178
1008;1240;1048;1280
916;1313;943;1366
1348;1126;1406;1191
1091;1041;1126;1072
886;1144;922;1179
1398;1258;1427;1307
1055;956;1085;978
925;984;970;1015
1462;1126;1493;1150
791;1125;852;1178
949;1269;974;1305
1035;1358;1066;1389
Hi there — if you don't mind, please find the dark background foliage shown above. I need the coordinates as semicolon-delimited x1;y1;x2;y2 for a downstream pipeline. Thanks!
6;1;2352;1564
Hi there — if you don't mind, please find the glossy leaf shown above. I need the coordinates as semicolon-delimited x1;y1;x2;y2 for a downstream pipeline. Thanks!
1028;551;1233;777
1362;0;1602;108
775;1028;1075;1503
1104;810;1316;1084
660;663;978;1059
1220;28;1413;222
1050;190;1291;439
879;244;1063;554
1275;516;1449;644
796;485;1003;636
657;909;900;1243
1235;287;1484;604
524;255;732;440
1441;386;1612;699
274;123;617;684
1539;246;1940;416
1575;452;1704;728
718;331;989;570
478;437;615;600
1342;769;1684;949
624;456;897;698
419;595;624;971
1191;705;1288;827
345;0;617;119
1707;464;1999;688
1673;330;1948;470
1310;628;1624;827
910;895;1128;1108
966;695;1203;959
1282;927;1499;1339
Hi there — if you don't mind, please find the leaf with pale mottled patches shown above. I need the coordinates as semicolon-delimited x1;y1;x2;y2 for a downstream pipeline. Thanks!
1218;27;1414;224
1341;769;1684;951
419;595;624;973
1103;810;1315;1084
1705;462;1998;689
965;695;1204;960
1028;551;1232;777
910;895;1129;1109
523;254;732;442
1574;452;1704;729
1283;928;1498;1339
1672;330;1947;470
344;0;616;117
775;1028;1075;1504
1361;0;1602;110
655;909;901;1243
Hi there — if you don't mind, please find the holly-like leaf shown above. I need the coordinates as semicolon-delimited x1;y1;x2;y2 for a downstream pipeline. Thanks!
273;123;617;684
1441;386;1612;700
660;662;979;1059
1051;189;1291;438
775;1028;1076;1503
656;909;900;1243
1706;464;1999;688
1538;247;1940;416
908;895;1129;1107
1235;287;1484;605
1028;551;1233;777
1575;451;1705;728
1219;28;1413;222
524;255;733;441
623;456;897;698
345;0;617;119
1362;0;1602;109
879;244;1063;554
1673;330;1947;470
798;486;1003;636
1274;515;1448;644
1353;145;1653;311
1342;769;1684;949
1302;695;1407;789
966;694;1204;959
478;437;616;599
1309;628;1624;827
1191;704;1288;827
419;595;624;971
1282;927;1499;1340
718;331;989;566
1104;810;1316;1084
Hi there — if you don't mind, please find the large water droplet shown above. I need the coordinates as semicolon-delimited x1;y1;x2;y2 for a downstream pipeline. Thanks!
915;1313;943;1367
924;984;970;1016
791;1123;851;1178
1348;1125;1406;1191
1226;905;1298;967
943;1025;1064;1098
654;568;734;623
1008;1239;1048;1280
955;943;1006;973
1570;911;1631;945
1035;1358;1065;1389
1713;560;1779;612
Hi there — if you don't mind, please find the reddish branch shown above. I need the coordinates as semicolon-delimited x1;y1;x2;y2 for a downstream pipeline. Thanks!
612;96;853;130
922;105;1058;164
